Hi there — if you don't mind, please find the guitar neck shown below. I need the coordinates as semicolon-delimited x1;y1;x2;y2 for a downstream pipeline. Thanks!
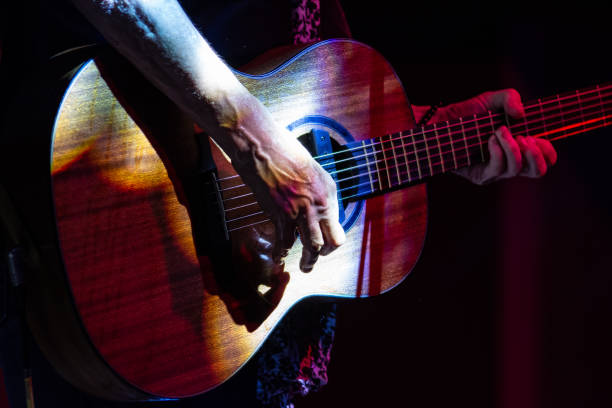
330;83;612;202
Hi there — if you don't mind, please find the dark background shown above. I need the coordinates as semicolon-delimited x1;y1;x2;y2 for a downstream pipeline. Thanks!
1;1;610;408
300;2;612;408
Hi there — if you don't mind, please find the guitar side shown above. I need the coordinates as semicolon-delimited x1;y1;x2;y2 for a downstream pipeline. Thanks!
42;39;427;400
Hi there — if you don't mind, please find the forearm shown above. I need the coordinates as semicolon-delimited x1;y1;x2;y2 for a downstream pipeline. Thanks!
70;0;292;168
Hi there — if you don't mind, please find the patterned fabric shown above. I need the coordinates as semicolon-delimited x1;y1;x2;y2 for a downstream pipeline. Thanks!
256;301;336;408
290;0;321;44
255;3;333;407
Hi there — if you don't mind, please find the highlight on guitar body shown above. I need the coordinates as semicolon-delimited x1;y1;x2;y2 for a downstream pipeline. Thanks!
25;39;612;401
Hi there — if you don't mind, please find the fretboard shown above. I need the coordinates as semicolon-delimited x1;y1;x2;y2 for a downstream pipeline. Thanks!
322;83;612;202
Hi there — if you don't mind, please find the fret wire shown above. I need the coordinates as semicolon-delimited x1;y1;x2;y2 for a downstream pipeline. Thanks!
597;85;607;126
487;111;496;157
460;117;471;167
476;113;485;162
447;121;458;169
421;126;434;177
433;123;445;172
381;135;393;188
362;140;375;193
522;112;530;137
503;111;511;128
391;133;402;184
556;94;568;138
371;138;384;192
538;98;549;139
576;90;586;132
410;129;423;179
400;130;412;183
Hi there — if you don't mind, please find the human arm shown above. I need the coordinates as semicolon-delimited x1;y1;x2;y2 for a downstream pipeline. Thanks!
69;0;345;271
412;89;558;185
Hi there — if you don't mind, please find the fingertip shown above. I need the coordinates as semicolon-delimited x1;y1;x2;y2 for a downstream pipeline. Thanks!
299;246;318;273
506;88;525;118
535;138;558;165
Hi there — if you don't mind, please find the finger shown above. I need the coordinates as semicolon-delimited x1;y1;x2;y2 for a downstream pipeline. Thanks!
519;136;547;178
272;220;296;263
480;134;505;183
496;127;522;178
485;89;525;118
319;218;346;256
535;138;558;166
298;212;324;272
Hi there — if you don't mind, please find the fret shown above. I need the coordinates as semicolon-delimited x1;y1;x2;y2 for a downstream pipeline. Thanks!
390;133;403;184
522;113;530;137
596;85;607;126
371;138;384;193
409;129;423;180
433;123;445;173
459;117;471;167
436;121;455;172
361;140;375;193
556;94;568;138
447;121;458;169
400;130;412;183
488;110;497;141
450;119;469;168
380;134;393;188
538;98;549;139
421;126;435;176
476;114;485;162
576;90;586;131
412;129;429;178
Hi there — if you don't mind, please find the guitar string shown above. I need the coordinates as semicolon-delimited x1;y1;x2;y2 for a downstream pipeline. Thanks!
227;120;611;232
220;98;612;206
225;114;612;219
317;95;612;178
226;115;611;221
215;83;612;184
223;110;611;225
307;84;612;164
223;106;612;215
217;88;612;195
339;118;612;201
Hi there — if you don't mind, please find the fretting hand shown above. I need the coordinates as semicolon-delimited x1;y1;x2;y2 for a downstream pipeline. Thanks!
423;89;558;185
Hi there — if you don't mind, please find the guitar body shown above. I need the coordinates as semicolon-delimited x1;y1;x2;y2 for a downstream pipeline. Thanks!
41;39;427;400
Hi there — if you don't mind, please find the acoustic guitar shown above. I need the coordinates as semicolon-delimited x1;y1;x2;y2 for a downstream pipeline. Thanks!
28;39;610;401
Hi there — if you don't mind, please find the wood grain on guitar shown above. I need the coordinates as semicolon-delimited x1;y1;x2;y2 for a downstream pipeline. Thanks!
42;40;425;400
33;39;611;401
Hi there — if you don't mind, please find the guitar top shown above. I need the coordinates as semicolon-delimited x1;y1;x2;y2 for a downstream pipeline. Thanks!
42;39;427;400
